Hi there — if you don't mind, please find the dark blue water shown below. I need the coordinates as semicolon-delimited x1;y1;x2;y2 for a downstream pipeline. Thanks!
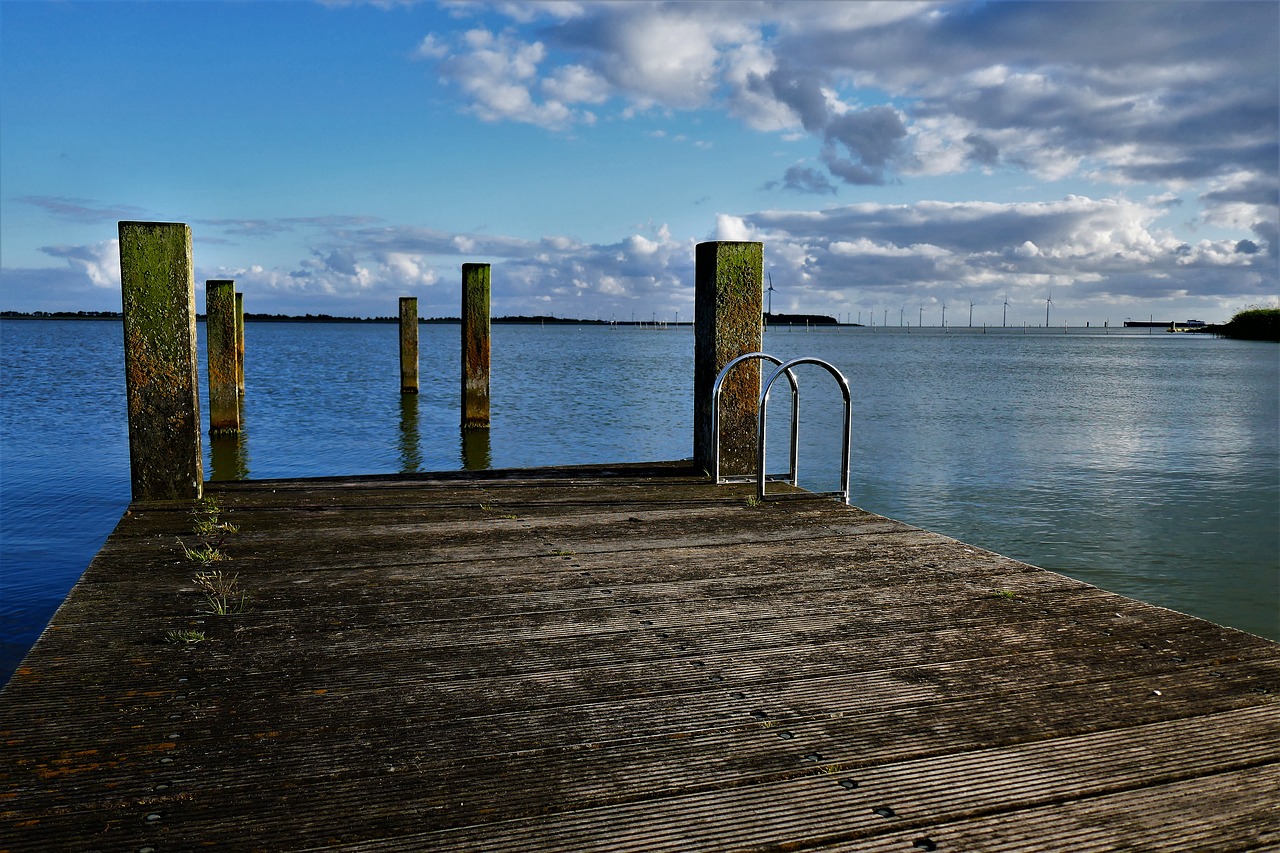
2;319;1276;685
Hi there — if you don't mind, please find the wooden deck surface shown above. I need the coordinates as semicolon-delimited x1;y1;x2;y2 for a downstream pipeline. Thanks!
3;461;1278;852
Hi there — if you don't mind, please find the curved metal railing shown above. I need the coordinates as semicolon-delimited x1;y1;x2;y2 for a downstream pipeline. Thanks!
711;352;798;486
757;357;851;504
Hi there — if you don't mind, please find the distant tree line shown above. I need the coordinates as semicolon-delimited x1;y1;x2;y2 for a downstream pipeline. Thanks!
1;310;124;319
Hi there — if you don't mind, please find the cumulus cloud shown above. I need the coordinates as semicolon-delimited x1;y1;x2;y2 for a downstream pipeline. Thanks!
40;240;121;288
821;106;909;185
416;1;1277;201
430;28;578;128
6;192;1274;322
738;194;1274;316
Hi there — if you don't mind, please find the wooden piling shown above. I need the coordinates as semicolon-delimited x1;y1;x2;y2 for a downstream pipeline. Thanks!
693;241;763;476
235;291;245;394
461;263;491;429
118;221;203;501
399;296;419;394
206;280;240;435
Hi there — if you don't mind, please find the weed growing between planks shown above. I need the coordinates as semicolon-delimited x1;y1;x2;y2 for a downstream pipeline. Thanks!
178;539;227;566
170;495;250;640
193;569;250;615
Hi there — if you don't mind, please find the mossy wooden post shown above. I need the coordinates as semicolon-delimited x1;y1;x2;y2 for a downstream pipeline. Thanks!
118;221;203;501
399;296;419;394
694;241;763;476
206;280;240;435
235;291;245;394
461;263;491;429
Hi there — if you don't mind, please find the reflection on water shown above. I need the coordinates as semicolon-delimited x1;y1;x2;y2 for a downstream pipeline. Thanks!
209;432;250;481
398;394;422;473
461;427;491;470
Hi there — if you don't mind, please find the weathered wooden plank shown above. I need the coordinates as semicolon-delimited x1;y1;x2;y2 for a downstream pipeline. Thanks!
328;761;1280;852
45;705;1263;853
2;463;1276;853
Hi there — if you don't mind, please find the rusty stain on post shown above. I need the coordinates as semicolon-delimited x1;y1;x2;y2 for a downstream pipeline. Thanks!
118;221;203;501
693;241;763;476
399;296;419;394
206;280;240;435
461;263;491;429
235;290;245;394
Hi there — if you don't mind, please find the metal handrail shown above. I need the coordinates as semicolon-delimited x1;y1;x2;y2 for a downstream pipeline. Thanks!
711;352;798;486
757;357;851;504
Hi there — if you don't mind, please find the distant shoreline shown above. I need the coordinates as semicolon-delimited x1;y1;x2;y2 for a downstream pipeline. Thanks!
0;310;844;327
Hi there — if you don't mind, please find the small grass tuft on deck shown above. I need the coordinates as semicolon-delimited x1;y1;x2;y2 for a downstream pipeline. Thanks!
193;570;249;615
179;539;228;565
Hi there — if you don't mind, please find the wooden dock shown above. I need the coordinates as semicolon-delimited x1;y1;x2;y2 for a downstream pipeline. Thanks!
3;461;1278;852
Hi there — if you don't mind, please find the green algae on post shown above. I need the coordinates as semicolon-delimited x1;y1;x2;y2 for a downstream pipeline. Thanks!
118;221;203;501
693;241;763;476
461;263;491;429
206;280;240;435
399;296;420;394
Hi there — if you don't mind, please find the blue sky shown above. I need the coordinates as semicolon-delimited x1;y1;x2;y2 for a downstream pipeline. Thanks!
1;0;1276;326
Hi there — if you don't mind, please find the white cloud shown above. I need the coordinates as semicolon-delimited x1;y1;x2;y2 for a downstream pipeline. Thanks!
541;63;609;104
414;33;448;60
8;192;1274;322
714;214;756;242
416;0;1276;211
434;28;580;128
40;240;121;288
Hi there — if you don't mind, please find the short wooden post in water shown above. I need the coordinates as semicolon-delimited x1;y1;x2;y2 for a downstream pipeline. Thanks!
693;241;763;476
235;291;245;394
399;296;419;394
118;221;203;501
206;280;240;435
461;263;491;429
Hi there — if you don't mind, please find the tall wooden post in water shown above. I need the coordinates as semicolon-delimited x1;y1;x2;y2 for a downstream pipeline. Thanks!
118;221;203;501
461;263;491;429
235;291;245;394
206;280;240;435
693;241;763;476
399;296;419;394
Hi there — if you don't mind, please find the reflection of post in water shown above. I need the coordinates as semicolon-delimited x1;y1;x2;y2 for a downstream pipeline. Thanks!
460;427;491;471
209;431;249;481
398;393;423;474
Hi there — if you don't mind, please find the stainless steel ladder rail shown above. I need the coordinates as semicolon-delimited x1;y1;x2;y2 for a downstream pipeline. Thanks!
757;357;852;505
711;352;799;486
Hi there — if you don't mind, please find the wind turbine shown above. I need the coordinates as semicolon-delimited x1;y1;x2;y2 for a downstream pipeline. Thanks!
1003;294;1010;327
1045;291;1053;328
766;273;776;318
941;304;947;327
969;300;975;327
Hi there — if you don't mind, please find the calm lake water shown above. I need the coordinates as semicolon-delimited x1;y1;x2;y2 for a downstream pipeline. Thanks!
1;319;1277;684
